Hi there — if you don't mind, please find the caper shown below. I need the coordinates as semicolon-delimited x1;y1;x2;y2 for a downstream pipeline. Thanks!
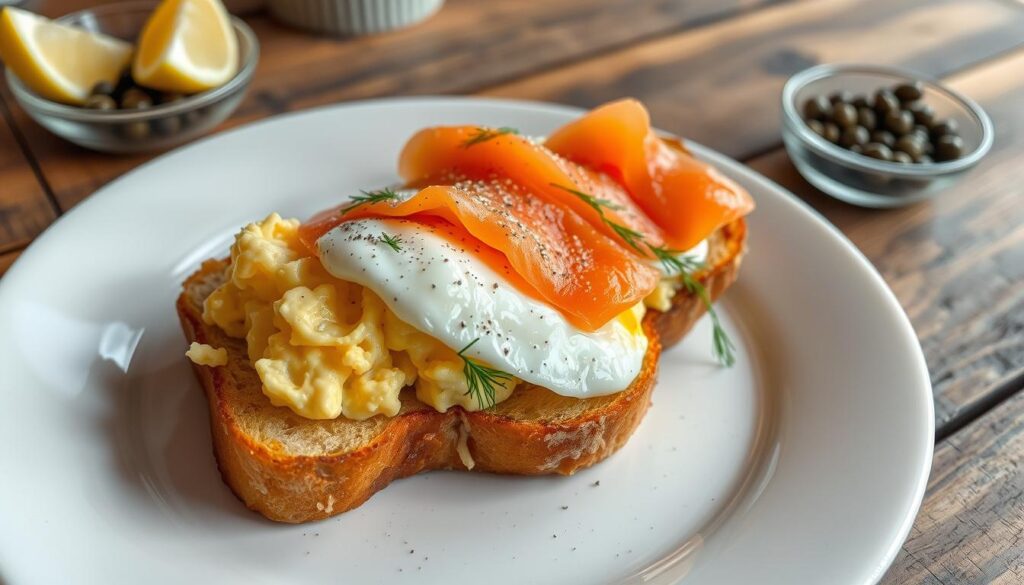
874;89;900;115
152;116;182;135
852;95;870;108
857;107;877;131
829;90;853;105
822;122;841;143
159;92;187;105
839;125;870;148
110;69;135;100
915;154;933;164
930;119;958;139
908;103;935;126
807;119;825;136
121;121;150;140
85;94;117;110
90;80;115;97
891;151;913;164
849;144;863;154
894;135;924;159
871;130;896;148
885;110;914;135
909;128;932;151
833;103;858;127
803;95;833;121
894;81;924;102
121;87;153;109
862;142;894;161
935;134;964;161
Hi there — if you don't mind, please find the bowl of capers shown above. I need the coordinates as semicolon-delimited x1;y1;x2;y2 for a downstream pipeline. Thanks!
781;63;992;208
4;2;259;154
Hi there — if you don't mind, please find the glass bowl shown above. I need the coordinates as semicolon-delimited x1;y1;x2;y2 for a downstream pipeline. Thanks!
781;64;992;208
4;1;259;154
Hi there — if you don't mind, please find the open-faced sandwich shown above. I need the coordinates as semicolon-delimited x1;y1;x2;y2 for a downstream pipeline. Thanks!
178;99;754;523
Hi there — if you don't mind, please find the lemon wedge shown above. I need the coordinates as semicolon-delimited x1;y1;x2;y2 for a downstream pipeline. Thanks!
0;7;132;105
132;0;237;94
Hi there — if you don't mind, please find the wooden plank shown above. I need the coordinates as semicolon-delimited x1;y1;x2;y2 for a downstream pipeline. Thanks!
5;0;789;211
483;0;1024;162
746;49;1024;433
881;382;1024;583
0;249;19;277
0;93;56;253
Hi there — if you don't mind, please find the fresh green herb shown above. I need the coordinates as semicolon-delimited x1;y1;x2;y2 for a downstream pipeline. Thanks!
648;244;703;275
651;244;735;366
549;184;624;212
678;269;736;367
342;187;398;213
462;126;519;148
379;232;403;252
608;222;646;254
551;182;736;367
458;338;514;409
550;183;645;252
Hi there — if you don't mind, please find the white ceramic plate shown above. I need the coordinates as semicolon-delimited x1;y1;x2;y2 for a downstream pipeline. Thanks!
0;98;933;584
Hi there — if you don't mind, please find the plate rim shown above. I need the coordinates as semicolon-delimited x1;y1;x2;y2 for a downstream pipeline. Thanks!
0;95;934;583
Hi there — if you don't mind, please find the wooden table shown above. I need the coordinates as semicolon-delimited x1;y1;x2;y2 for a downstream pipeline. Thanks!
3;1;1023;580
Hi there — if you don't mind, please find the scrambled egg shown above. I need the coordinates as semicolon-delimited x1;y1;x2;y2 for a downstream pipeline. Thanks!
185;342;227;367
644;279;680;312
201;214;517;421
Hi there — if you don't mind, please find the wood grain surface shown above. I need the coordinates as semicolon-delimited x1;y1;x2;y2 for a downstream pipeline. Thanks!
4;0;790;211
882;373;1024;584
0;93;55;253
747;49;1024;435
484;0;1024;161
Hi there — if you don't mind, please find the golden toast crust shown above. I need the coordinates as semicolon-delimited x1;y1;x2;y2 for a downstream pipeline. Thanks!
177;218;745;523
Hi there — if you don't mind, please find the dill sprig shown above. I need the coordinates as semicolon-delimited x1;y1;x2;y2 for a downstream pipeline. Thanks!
648;244;703;275
608;223;646;254
551;182;736;367
550;184;624;213
458;338;514;409
550;183;645;253
678;271;736;367
462;126;519;148
342;187;398;213
379;232;403;252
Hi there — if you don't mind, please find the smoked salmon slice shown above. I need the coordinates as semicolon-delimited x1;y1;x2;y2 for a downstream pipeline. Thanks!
300;181;661;331
397;126;669;253
545;99;755;251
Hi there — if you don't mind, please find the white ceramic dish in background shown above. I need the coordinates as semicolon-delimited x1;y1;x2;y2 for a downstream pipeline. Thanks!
267;0;444;36
0;98;933;584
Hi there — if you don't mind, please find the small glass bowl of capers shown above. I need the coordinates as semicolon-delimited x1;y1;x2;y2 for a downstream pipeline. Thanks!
781;64;992;208
4;2;259;154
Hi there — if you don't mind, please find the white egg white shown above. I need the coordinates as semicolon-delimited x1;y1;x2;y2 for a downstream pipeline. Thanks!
316;218;648;397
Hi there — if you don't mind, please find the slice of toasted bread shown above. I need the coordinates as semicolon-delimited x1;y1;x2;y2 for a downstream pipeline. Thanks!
176;218;745;523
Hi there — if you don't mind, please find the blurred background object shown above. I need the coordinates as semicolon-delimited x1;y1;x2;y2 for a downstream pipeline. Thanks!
1;0;257;152
222;0;262;14
266;0;443;36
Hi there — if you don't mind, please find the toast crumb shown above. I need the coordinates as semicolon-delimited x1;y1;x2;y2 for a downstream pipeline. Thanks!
315;495;336;514
185;342;227;367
